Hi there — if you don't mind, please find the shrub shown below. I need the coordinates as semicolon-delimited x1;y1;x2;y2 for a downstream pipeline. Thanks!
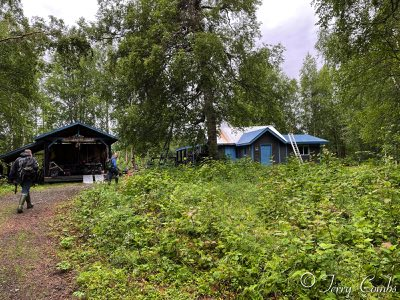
64;159;400;299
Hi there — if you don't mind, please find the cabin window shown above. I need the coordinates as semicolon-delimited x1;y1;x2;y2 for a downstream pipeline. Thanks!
299;145;310;155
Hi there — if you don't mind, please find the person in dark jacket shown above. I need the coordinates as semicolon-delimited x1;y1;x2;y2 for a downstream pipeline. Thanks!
107;152;119;184
9;149;39;213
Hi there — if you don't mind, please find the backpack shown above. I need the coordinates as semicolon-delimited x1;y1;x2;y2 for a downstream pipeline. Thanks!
18;156;37;182
105;158;113;171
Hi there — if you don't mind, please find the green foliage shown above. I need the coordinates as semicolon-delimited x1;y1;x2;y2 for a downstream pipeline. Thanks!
0;4;114;154
313;0;400;159
0;176;17;196
56;260;72;272
0;182;12;197
64;160;400;299
72;290;85;299
0;0;42;153
299;56;346;157
41;21;114;131
59;236;74;249
97;0;294;156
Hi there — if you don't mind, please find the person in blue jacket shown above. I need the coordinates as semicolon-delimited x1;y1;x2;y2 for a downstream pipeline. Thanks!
107;152;119;184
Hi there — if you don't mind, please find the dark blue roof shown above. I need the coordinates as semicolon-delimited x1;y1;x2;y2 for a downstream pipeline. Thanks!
176;146;191;151
34;122;118;142
236;127;287;146
176;145;204;151
282;134;328;144
0;141;44;163
237;128;264;145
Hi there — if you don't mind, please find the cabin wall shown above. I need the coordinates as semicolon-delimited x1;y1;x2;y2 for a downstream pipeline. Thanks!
44;143;49;177
280;144;289;163
236;146;252;159
176;141;325;164
217;146;225;158
252;132;286;164
286;144;322;161
219;145;238;160
176;146;206;164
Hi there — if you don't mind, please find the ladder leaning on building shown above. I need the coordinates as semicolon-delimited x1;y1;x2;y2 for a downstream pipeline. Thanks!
288;133;303;163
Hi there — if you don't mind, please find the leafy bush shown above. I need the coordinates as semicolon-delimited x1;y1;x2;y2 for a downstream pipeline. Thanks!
64;159;400;299
56;260;72;272
60;236;74;249
0;178;12;196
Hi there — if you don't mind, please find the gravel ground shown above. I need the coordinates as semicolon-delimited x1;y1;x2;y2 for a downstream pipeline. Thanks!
0;184;85;300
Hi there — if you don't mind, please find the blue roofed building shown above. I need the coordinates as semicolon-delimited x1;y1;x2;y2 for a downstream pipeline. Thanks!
176;122;328;165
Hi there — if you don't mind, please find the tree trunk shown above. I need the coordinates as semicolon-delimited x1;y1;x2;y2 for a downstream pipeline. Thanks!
204;91;218;159
105;101;110;132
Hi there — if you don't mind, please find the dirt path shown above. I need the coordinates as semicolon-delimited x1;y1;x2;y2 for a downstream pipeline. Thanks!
0;184;85;300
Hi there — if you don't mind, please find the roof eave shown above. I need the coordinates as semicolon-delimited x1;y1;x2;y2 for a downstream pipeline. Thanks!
34;122;118;142
0;141;44;162
294;141;329;145
236;128;287;146
236;142;251;147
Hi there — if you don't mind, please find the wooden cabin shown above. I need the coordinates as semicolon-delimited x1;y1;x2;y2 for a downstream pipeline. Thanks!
176;123;328;165
175;145;207;164
0;122;118;182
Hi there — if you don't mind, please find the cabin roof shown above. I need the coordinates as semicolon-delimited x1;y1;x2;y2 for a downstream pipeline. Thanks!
0;141;44;163
236;127;287;146
281;134;329;145
0;122;118;163
175;145;202;151
217;122;271;144
34;122;118;142
217;122;328;146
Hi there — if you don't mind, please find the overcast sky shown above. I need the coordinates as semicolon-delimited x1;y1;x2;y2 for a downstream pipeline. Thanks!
21;0;319;78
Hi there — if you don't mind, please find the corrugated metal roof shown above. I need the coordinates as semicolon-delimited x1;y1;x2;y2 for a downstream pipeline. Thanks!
282;134;329;144
217;122;257;144
217;122;272;144
177;123;328;152
218;122;287;146
236;127;288;146
216;123;328;146
236;128;265;145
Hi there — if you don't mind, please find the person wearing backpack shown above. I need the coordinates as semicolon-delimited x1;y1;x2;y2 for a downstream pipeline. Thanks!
107;152;119;184
9;149;39;213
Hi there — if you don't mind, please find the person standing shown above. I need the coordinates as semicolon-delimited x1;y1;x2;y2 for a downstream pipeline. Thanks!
107;152;119;184
9;149;38;213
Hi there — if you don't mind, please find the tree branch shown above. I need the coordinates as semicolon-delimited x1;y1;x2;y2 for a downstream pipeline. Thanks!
0;31;44;43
